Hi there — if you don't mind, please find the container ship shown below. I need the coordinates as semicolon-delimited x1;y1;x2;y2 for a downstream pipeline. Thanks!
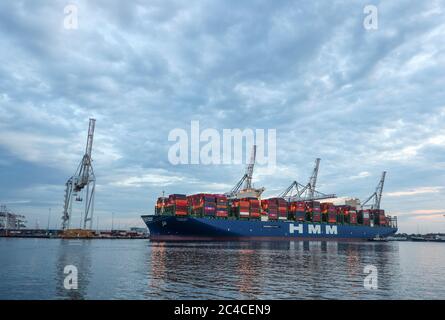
142;148;398;241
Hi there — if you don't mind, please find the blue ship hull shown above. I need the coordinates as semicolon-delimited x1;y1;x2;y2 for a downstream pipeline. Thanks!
141;215;397;241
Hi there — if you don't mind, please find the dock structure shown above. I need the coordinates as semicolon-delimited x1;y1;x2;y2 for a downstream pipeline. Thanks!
0;205;26;230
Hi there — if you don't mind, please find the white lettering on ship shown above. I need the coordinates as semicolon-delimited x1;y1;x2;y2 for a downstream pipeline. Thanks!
308;225;321;234
289;224;303;234
326;225;338;235
289;224;338;235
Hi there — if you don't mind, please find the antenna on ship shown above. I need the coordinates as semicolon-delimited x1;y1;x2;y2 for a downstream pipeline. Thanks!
361;171;386;210
279;158;336;201
62;118;96;230
226;144;265;199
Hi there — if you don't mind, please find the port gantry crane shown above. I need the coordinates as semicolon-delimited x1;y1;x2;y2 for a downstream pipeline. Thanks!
0;205;26;230
279;158;336;201
361;171;386;210
226;145;265;199
62;119;96;230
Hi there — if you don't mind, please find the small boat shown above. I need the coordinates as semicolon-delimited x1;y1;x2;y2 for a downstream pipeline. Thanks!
386;236;408;241
368;235;388;242
431;235;445;242
411;236;427;242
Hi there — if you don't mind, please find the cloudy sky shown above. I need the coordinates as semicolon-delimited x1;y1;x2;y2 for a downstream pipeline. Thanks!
0;0;444;233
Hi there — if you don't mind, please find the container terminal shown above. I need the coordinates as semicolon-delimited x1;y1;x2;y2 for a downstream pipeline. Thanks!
1;120;147;239
0;119;406;241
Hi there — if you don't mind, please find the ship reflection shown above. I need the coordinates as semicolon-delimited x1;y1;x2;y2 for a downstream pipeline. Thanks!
147;240;399;299
149;243;167;291
148;241;268;298
236;245;261;296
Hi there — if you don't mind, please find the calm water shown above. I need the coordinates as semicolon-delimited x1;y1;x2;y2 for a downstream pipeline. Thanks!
0;238;444;300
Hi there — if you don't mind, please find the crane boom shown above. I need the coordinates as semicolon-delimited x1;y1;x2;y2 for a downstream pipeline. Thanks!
361;171;386;209
278;158;336;201
228;174;248;197
75;119;96;192
308;158;320;199
226;145;264;198
85;119;95;158
244;145;256;189
279;181;298;198
376;171;386;209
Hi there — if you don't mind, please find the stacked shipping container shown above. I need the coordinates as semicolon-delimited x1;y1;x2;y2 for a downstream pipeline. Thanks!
156;194;389;226
321;203;337;223
371;209;387;226
215;195;229;218
307;201;321;222
358;209;371;226
288;201;306;222
249;198;261;219
155;196;168;214
350;209;357;224
262;198;287;220
232;198;261;219
188;194;216;217
234;199;250;218
166;194;188;216
336;205;351;224
261;199;278;220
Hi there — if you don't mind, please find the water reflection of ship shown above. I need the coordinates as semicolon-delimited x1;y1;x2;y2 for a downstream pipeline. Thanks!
55;239;92;300
149;242;266;298
149;243;167;291
237;247;259;296
343;244;362;283
148;241;399;299
339;242;397;298
237;241;335;297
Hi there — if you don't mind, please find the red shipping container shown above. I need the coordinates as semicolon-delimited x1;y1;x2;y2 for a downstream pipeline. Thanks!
295;211;305;221
175;210;187;216
350;211;357;224
328;213;337;223
312;213;321;222
268;213;278;220
216;210;228;217
239;211;249;217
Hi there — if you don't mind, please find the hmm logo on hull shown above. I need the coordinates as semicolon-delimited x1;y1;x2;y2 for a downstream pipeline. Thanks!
289;224;338;235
